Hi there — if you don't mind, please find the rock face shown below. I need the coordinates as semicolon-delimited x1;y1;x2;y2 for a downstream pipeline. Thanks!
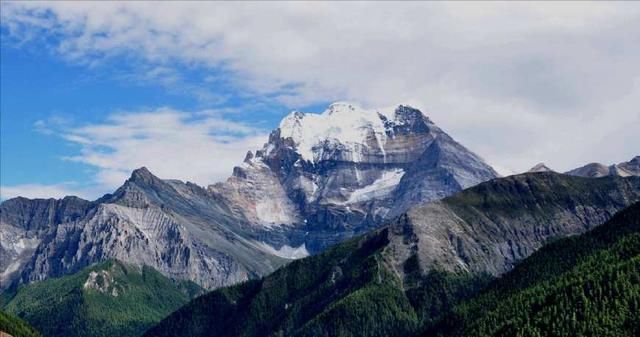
0;196;92;287
383;173;640;277
210;102;499;252
1;102;498;290
566;156;640;178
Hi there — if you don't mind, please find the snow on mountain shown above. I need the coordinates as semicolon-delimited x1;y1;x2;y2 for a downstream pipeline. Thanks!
214;102;499;252
346;168;405;204
256;242;310;259
278;102;395;163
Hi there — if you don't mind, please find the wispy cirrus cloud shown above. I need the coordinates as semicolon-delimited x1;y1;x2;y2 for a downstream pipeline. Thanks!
1;1;639;177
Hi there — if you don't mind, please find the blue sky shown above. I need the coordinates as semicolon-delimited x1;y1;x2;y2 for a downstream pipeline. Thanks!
1;2;639;200
2;44;196;185
0;12;330;199
1;39;295;196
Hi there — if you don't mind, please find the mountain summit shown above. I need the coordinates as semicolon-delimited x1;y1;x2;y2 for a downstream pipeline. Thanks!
527;163;554;173
210;103;499;252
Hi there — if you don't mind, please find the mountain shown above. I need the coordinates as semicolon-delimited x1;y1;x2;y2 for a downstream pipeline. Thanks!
527;163;553;173
426;201;640;337
210;102;498;253
143;173;640;337
617;156;640;176
1;103;498;290
0;310;41;337
1;260;202;337
1;168;288;290
566;162;611;178
566;156;640;178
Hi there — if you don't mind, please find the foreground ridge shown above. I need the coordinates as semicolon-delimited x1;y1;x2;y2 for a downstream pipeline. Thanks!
143;173;640;337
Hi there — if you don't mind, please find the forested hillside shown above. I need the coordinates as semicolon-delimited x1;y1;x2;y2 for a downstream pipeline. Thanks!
144;228;488;337
0;310;41;337
2;260;202;337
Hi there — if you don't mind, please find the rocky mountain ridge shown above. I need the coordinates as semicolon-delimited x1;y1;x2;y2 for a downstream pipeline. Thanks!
383;172;640;277
1;168;286;290
566;156;640;178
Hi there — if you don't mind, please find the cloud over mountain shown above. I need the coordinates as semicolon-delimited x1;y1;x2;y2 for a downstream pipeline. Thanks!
1;2;639;184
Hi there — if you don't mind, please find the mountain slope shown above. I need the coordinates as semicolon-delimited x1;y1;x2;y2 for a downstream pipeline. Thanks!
144;228;482;337
144;173;640;337
388;172;640;276
0;310;41;337
1;102;498;290
426;201;640;337
2;260;202;337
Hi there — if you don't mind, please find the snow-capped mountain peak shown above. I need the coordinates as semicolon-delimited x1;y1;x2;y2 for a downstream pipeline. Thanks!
278;103;430;163
217;102;498;241
279;102;388;160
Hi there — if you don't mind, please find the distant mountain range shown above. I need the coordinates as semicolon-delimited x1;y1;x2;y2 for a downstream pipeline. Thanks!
567;156;640;177
527;162;554;173
527;156;640;177
0;103;498;290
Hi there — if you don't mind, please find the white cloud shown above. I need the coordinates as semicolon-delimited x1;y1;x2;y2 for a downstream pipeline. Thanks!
63;108;267;190
2;108;269;199
1;2;639;174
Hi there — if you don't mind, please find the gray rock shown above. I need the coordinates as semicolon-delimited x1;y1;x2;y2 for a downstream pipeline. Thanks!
382;173;640;280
